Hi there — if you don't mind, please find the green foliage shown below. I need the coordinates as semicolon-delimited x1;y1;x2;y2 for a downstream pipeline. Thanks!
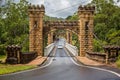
94;23;107;40
93;39;107;52
107;30;120;45
116;56;120;68
0;54;6;62
72;33;79;49
0;44;6;55
66;0;120;53
92;0;120;47
66;13;79;20
0;0;29;54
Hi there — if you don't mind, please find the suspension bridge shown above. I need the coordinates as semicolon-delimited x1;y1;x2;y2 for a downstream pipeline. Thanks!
1;3;120;80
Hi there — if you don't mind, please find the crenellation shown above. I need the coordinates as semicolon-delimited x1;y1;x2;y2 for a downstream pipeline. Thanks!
78;5;95;56
28;4;45;14
28;4;45;56
78;5;95;12
28;5;94;57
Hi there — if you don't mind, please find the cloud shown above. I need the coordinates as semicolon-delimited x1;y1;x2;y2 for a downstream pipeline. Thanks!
28;0;91;18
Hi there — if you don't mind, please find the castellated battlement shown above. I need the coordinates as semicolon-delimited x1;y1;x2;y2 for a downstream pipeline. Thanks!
78;5;95;12
28;4;45;14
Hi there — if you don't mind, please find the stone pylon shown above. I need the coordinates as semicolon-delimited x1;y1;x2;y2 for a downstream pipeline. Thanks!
78;6;95;56
69;32;72;45
47;33;51;45
50;32;53;43
28;4;45;56
47;32;53;45
66;30;69;43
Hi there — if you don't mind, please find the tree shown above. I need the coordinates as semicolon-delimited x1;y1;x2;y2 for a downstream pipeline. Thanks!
0;0;29;54
66;13;79;20
91;0;120;46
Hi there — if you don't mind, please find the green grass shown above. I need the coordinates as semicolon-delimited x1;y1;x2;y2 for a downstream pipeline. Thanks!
0;55;6;62
0;55;36;75
116;56;120;68
116;59;120;68
0;64;36;75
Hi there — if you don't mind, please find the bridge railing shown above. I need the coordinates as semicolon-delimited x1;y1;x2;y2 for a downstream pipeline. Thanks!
44;43;55;56
65;43;78;56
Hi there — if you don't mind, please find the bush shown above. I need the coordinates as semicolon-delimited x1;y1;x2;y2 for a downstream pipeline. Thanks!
116;56;120;68
0;44;6;55
93;39;107;52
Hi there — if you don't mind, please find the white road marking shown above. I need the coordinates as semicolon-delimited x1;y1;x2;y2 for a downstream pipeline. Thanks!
1;48;120;78
0;57;54;76
65;49;120;77
4;48;58;76
71;57;120;77
0;47;57;76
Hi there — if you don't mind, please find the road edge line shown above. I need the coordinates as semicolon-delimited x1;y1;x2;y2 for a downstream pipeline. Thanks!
64;48;120;77
71;56;120;77
0;48;58;76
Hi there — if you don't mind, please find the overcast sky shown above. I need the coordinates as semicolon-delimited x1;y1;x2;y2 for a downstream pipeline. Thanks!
26;0;92;18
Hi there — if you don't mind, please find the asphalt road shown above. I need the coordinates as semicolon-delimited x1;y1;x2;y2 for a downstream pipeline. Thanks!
0;48;120;80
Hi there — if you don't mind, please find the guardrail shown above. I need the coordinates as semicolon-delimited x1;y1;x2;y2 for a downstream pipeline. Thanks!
44;43;55;56
65;43;78;56
86;46;120;64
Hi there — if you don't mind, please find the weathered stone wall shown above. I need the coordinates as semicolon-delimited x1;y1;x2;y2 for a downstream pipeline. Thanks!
86;52;106;63
6;45;38;64
86;46;120;63
20;52;37;64
28;5;95;57
6;45;22;64
28;5;45;56
78;6;95;56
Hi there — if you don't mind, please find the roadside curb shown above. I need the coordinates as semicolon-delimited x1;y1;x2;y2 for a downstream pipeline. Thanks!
75;56;120;74
38;46;57;66
37;57;48;66
64;47;120;75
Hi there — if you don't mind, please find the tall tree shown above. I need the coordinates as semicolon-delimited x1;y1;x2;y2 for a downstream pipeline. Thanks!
90;0;120;51
0;0;29;53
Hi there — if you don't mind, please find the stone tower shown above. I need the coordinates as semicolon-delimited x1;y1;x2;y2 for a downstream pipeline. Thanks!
78;6;95;56
28;4;45;56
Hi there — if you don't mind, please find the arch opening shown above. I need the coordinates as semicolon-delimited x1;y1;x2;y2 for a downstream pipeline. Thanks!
28;5;95;56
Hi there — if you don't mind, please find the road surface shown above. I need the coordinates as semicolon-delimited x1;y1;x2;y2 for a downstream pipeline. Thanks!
0;48;120;80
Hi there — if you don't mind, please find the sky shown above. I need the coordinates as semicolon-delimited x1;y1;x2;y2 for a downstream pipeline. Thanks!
27;0;92;18
0;0;91;18
4;0;120;18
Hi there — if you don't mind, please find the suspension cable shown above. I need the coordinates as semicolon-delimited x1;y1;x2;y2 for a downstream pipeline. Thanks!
20;24;36;47
87;24;104;47
45;0;89;19
20;0;92;47
49;0;89;14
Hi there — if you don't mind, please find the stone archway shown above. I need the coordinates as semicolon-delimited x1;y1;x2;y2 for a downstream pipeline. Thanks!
28;4;95;56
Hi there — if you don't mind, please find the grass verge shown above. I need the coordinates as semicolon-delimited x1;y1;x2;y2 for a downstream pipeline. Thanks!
116;59;120;68
0;55;36;75
116;56;120;68
0;55;6;62
0;64;36;75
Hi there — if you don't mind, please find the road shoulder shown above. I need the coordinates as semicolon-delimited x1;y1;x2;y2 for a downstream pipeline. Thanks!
76;56;120;74
27;56;47;66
